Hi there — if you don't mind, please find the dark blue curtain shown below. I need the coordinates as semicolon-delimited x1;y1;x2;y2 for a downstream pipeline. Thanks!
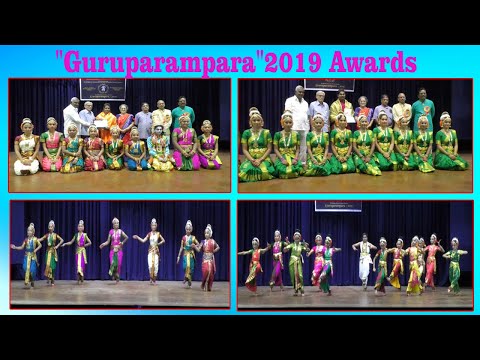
238;79;472;151
237;201;472;288
11;201;230;281
9;79;231;151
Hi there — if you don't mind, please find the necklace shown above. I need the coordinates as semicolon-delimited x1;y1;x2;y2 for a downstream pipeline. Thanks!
48;131;56;142
251;129;261;148
283;131;292;147
381;127;389;142
315;130;323;147
401;129;408;145
419;130;427;143
444;129;453;143
359;129;367;143
338;128;346;145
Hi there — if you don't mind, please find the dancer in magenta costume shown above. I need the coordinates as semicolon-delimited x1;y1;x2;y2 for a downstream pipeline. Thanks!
307;234;325;287
100;217;129;283
268;230;289;291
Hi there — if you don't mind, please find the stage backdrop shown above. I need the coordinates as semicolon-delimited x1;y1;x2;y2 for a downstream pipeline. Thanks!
238;79;472;148
11;201;229;282
9;78;231;150
237;201;472;288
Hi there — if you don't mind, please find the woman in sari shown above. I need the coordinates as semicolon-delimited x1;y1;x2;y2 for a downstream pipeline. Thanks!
443;237;468;294
96;103;117;143
283;230;310;296
239;110;276;182
40;117;63;172
373;238;389;296
352;233;377;290
269;230;289;291
307;234;325;288
387;238;406;290
147;123;174;171
38;220;64;286
172;113;200;171
424;233;445;290
14;118;40;175
434;112;469;170
238;237;270;295
100;217;129;283
197;224;220;291
133;218;166;284
176;220;200;288
105;125;124;170
60;124;84;173
352;115;381;176
304;114;331;177
373;112;398;171
330;113;356;174
83;125;106;171
319;236;342;295
116;104;134;145
354;96;374;129
61;220;92;284
404;236;423;296
273;113;304;179
197;120;222;169
413;116;435;173
11;223;42;288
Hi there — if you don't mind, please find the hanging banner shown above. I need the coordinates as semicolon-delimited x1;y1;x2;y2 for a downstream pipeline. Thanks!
304;79;355;92
79;79;126;101
315;201;362;212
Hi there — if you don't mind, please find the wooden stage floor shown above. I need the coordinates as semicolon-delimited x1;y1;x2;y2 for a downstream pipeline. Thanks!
238;286;473;310
11;280;230;309
9;151;231;193
238;153;472;193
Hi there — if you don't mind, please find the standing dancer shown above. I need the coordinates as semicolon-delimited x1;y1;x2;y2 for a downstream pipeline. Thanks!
283;230;310;296
11;223;42;288
269;230;289;291
373;238;389;296
177;220;200;288
238;237;270;295
404;236;422;296
61;220;92;284
319;236;342;295
133;218;166;284
443;237;468;294
307;234;325;288
100;217;129;283
424;233;445;290
198;224;220;291
38;220;64;286
387;238;406;290
352;233;377;290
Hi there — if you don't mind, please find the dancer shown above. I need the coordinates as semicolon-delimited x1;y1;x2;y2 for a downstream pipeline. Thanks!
307;234;325;288
38;220;64;286
238;237;270;295
61;220;92;284
424;233;445;290
133;218;166;284
283;230;310;296
373;238;389;296
177;220;200;288
269;230;289;291
352;233;377;290
14;118;40;175
11;223;42;288
443;237;468;294
197;224;220;291
100;217;129;283
40;117;64;172
404;236;423;296
319;236;342;295
387;238;406;290
434;112;468;170
197;120;222;169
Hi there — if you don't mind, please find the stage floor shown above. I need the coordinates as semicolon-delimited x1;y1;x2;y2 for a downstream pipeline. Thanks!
238;153;472;193
11;280;230;309
9;151;231;193
238;286;473;310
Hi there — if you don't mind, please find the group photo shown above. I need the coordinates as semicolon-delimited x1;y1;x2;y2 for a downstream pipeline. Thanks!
9;78;231;193
10;200;230;309
237;200;472;310
238;79;472;193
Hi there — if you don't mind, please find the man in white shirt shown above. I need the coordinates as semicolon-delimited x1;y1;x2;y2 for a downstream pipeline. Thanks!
63;97;91;136
78;101;95;137
392;93;412;131
308;90;330;132
284;85;309;163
